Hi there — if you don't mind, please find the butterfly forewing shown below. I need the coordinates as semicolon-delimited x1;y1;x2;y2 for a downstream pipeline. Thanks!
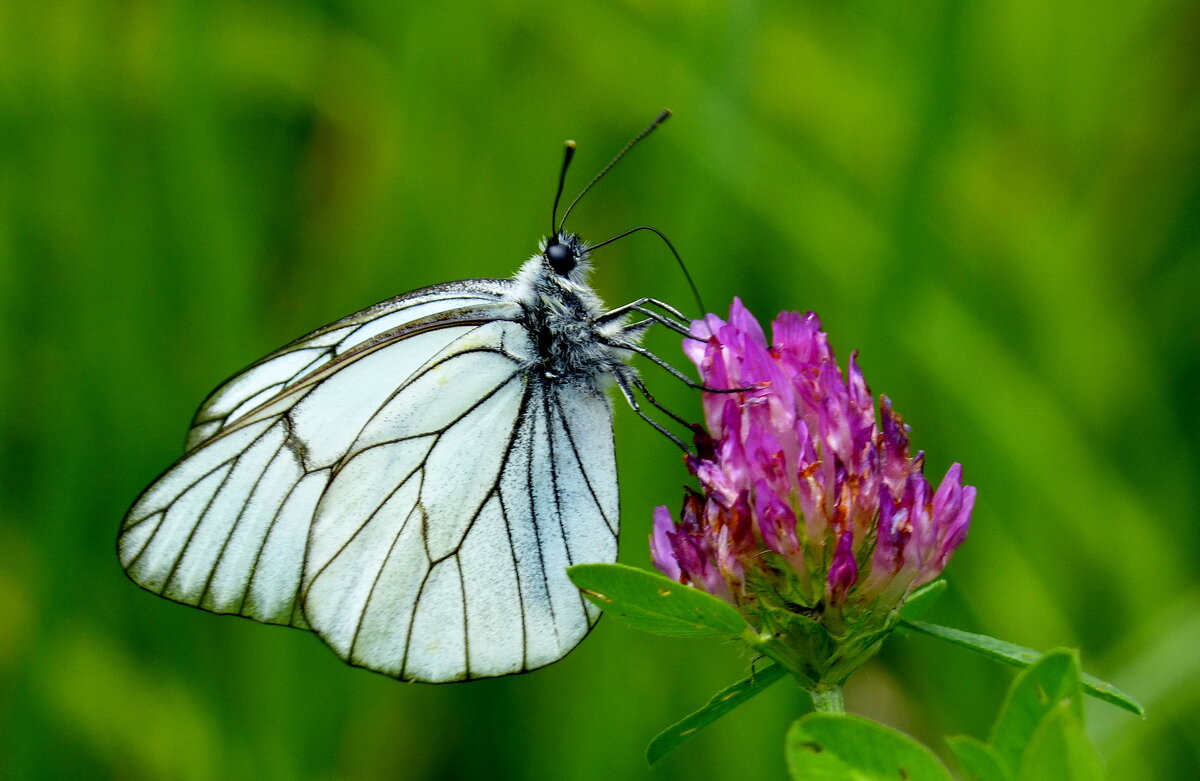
186;280;512;450
120;287;519;626
119;279;622;682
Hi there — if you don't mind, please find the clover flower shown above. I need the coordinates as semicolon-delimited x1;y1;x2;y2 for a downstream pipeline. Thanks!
650;299;975;687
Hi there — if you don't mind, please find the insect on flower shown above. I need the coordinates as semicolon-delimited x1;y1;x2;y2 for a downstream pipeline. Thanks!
118;112;705;682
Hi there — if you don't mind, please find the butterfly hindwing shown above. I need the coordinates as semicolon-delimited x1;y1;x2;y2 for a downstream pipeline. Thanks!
301;322;620;681
502;381;618;672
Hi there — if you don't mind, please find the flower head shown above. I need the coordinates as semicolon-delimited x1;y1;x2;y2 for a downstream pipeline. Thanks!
652;299;975;685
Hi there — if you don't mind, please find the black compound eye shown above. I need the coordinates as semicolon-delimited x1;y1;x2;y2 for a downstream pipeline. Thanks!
545;242;576;275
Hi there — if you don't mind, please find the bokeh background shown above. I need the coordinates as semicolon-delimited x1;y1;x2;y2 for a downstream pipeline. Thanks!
2;1;1198;778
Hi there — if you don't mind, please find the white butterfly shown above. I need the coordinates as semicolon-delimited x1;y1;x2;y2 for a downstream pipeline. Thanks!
118;113;696;682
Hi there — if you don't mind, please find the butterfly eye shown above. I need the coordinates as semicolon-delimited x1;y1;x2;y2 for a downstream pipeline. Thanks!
545;242;576;276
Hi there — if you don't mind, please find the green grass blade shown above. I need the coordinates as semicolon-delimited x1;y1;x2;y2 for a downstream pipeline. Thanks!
901;620;1144;716
646;663;787;765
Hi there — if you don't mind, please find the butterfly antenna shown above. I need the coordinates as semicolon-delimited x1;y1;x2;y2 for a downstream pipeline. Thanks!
550;140;577;237
588;225;706;313
558;109;671;232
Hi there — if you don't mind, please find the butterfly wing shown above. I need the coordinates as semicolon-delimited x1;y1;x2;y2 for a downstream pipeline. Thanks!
302;365;619;681
185;280;512;449
119;280;620;681
119;284;516;629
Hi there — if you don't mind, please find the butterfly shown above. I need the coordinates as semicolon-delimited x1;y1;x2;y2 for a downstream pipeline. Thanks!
117;111;700;682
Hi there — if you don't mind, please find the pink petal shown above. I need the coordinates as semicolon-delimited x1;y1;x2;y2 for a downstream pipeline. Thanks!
650;506;682;581
827;528;858;605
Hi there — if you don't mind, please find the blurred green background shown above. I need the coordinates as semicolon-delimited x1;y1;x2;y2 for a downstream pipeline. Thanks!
2;0;1198;778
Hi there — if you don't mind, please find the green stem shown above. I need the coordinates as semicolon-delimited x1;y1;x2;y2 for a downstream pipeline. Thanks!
809;685;845;714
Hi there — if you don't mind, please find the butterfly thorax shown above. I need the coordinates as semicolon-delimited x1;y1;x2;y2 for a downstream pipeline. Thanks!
509;235;633;384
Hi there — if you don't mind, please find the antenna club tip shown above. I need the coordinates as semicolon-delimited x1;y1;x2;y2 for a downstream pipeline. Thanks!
656;109;672;123
564;139;577;148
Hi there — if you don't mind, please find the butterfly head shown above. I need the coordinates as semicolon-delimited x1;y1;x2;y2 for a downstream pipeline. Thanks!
541;232;591;280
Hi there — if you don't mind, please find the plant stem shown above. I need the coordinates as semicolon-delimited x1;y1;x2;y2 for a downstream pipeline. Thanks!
809;685;845;714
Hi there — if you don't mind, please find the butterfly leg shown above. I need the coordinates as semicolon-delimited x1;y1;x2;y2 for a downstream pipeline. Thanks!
598;297;689;323
628;374;694;430
596;301;697;340
617;307;694;338
602;337;701;386
603;335;756;396
612;368;689;451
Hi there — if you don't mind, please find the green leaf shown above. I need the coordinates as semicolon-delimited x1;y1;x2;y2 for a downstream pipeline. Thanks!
1076;672;1143;717
1015;702;1105;781
990;649;1082;775
899;579;948;622
900;619;1144;716
785;713;955;781
646;662;787;765
946;735;1009;781
566;563;748;638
